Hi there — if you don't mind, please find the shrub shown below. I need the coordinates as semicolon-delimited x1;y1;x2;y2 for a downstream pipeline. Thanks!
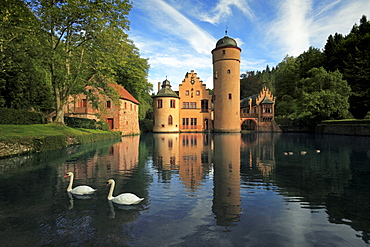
64;117;97;129
96;120;110;131
0;108;45;125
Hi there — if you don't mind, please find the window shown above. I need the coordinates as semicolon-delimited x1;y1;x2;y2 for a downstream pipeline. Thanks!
196;91;200;96
227;69;231;74
170;100;175;108
185;90;189;95
183;102;189;109
190;102;196;109
229;93;232;99
201;100;208;111
182;118;197;129
157;99;163;108
222;50;225;55
106;101;111;108
168;115;173;125
190;118;197;129
81;99;87;107
263;105;272;113
182;118;189;129
124;102;127;109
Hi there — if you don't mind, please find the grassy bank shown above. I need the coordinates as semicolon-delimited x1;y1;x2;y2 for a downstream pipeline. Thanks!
0;124;122;158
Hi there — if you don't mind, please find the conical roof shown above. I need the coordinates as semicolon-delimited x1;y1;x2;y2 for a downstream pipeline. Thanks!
153;78;179;98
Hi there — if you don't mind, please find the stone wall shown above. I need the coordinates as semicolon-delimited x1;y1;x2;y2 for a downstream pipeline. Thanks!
316;124;370;136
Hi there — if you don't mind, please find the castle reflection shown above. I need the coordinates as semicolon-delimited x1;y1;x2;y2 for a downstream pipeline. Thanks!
152;133;213;191
152;133;280;226
63;135;140;182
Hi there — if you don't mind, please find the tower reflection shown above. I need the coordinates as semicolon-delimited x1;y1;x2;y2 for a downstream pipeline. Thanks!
212;134;241;226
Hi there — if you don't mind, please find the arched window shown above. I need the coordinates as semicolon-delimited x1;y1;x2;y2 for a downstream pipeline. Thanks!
168;115;173;125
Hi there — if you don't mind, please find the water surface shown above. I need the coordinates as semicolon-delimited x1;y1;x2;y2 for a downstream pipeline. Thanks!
0;133;369;246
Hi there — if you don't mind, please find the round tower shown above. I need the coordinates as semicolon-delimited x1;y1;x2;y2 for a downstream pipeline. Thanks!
152;78;180;132
212;34;241;132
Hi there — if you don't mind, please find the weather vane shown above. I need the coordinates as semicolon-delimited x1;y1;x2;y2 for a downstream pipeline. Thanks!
225;26;228;36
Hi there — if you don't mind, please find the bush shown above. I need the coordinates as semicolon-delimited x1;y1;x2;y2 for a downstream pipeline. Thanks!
0;108;45;125
96;120;110;131
64;117;97;129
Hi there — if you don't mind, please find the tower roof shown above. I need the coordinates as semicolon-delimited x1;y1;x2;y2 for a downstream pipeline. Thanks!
215;35;238;48
153;78;179;98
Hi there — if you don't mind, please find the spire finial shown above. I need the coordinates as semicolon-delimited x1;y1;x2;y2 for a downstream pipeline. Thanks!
225;26;228;36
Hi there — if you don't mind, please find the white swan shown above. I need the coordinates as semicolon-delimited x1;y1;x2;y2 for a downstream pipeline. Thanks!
106;179;144;205
64;172;96;195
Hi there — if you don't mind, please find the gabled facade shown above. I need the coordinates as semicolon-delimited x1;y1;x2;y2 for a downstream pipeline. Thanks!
178;70;213;132
240;86;281;132
65;83;140;135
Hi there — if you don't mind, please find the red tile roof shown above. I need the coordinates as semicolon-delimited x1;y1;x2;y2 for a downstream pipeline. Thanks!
110;84;140;105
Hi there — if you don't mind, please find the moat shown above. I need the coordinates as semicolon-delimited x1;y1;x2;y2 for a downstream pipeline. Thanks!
0;133;369;246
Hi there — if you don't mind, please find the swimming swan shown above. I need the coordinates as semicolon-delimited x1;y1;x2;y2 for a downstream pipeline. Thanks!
64;172;96;195
106;179;144;205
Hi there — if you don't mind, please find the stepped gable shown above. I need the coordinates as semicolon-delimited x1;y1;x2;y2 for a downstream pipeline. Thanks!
256;87;275;105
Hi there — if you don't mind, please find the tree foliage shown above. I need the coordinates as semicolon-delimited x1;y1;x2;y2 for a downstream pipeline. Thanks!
292;67;351;127
323;15;370;118
115;40;153;120
0;0;53;111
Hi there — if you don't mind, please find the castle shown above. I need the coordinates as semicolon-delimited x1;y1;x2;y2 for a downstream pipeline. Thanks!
152;34;281;133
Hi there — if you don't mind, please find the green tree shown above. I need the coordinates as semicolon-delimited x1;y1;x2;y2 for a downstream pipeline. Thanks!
275;55;300;100
115;41;153;120
240;71;262;99
324;15;370;118
292;67;351;128
0;0;53;111
29;0;133;124
296;46;325;78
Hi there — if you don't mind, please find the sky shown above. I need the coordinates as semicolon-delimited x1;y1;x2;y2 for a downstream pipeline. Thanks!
127;0;370;92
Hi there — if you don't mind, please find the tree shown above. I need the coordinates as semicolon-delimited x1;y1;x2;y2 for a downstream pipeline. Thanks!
29;0;133;124
323;15;370;118
296;46;325;78
115;40;153;120
240;71;262;99
0;0;53;111
274;55;300;100
292;67;351;128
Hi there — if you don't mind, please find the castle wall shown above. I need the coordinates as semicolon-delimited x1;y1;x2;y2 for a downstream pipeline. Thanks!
153;97;180;132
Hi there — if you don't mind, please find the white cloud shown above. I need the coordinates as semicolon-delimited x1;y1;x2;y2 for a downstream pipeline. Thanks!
133;0;216;54
200;0;256;24
268;0;312;57
265;0;370;60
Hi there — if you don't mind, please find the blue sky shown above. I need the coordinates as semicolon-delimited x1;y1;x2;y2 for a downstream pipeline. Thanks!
127;0;370;91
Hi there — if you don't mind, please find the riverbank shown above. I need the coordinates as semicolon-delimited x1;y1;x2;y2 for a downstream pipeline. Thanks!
0;124;122;158
316;120;370;136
